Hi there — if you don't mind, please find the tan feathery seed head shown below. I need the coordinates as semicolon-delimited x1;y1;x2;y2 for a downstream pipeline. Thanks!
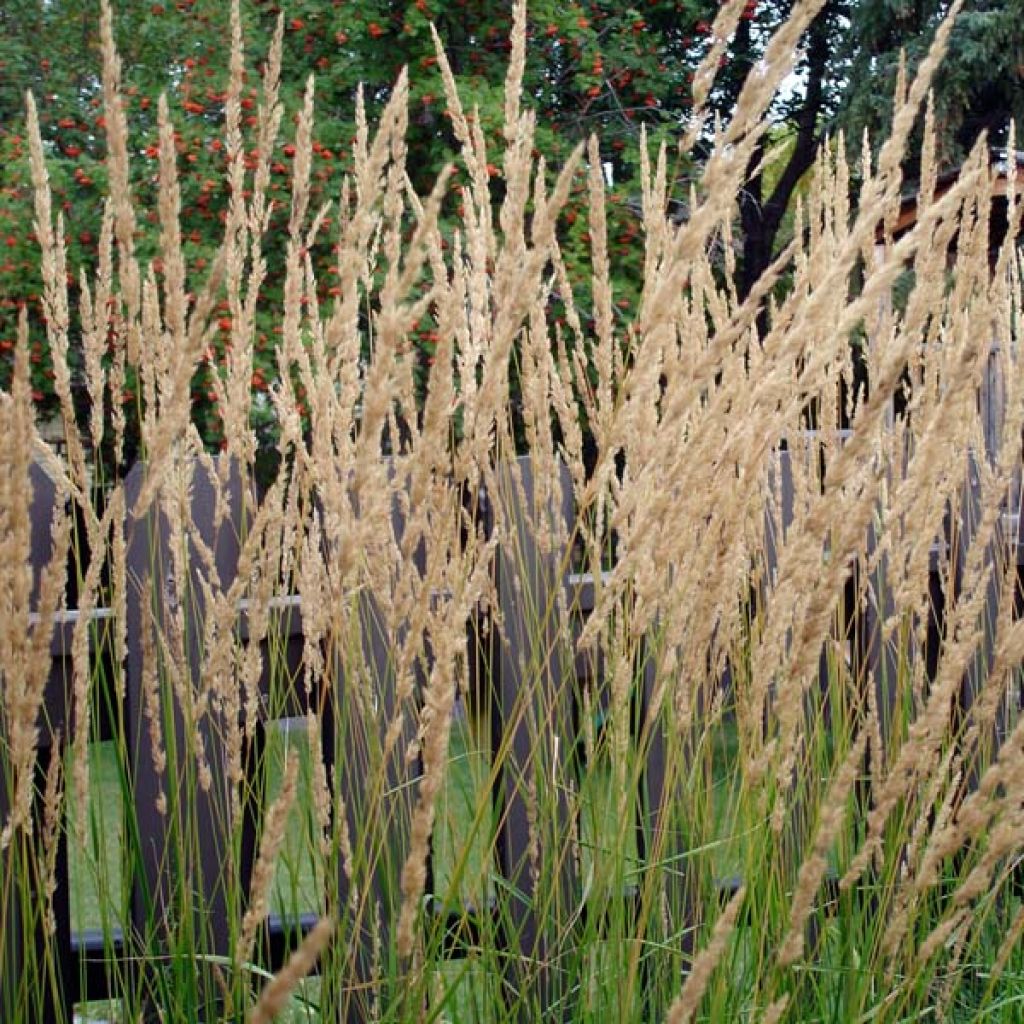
665;885;745;1024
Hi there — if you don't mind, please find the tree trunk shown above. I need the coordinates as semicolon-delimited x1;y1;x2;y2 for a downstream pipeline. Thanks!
738;7;833;304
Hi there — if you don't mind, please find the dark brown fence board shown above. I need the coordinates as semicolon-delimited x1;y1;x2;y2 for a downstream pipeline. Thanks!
491;455;579;1019
123;456;257;1017
2;463;76;1020
11;441;1024;1020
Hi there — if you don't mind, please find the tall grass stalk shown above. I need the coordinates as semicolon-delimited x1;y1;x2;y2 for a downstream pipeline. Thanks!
2;0;1024;1020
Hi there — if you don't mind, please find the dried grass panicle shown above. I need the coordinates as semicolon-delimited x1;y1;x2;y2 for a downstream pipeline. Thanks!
394;532;473;960
430;25;490;218
665;885;745;1024
664;0;830;305
280;76;317;377
587;135;615;432
157;94;188;356
237;750;301;968
988;901;1024;990
79;206;116;455
761;995;790;1024
502;0;527;145
688;0;752;117
99;0;142;361
249;916;334;1024
40;725;64;937
778;733;866;966
26;95;88;495
0;313;53;845
139;589;168;819
7;1;1024;1021
307;713;341;871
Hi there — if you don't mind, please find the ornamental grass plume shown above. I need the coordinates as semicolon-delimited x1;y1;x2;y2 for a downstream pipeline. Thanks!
665;885;746;1024
778;732;866;966
249;915;334;1024
237;751;300;969
6;0;1024;1021
0;313;54;847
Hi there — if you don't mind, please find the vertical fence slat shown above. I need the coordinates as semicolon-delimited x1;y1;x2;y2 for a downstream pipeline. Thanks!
123;456;255;1018
1;463;75;1021
492;455;579;1020
318;460;424;1023
955;450;1007;784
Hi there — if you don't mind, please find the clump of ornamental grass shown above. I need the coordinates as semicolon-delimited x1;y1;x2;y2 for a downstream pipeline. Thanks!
3;0;1024;1021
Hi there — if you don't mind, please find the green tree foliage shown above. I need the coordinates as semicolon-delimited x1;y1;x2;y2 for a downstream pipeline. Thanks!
1;0;1021;461
676;1;1024;299
0;0;720;462
841;1;1024;165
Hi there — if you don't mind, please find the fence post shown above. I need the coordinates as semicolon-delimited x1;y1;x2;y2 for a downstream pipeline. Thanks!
123;455;257;1020
1;463;76;1022
490;455;579;1020
953;450;1007;786
311;459;424;1024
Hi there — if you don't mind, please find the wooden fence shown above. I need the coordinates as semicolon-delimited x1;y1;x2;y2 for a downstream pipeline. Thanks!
3;444;1023;1021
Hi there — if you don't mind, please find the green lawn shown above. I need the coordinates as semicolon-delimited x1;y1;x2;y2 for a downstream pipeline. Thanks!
69;706;747;926
69;711;494;934
67;704;747;1021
